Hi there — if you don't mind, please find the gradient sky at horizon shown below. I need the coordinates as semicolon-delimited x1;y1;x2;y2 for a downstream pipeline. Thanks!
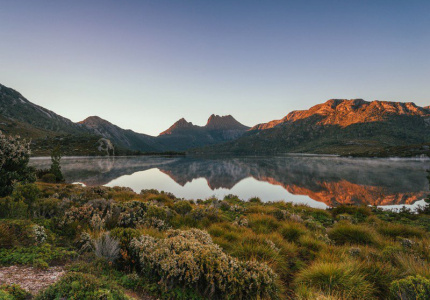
1;0;429;135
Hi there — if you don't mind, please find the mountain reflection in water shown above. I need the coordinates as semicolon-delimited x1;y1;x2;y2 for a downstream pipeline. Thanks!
30;156;430;207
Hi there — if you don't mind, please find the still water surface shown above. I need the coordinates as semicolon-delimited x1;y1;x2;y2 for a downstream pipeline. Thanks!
30;155;430;209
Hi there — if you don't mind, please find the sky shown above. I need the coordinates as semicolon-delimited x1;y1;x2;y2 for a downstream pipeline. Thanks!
1;0;429;136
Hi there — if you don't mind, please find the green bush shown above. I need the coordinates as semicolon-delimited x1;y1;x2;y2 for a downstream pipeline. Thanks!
0;245;77;266
390;275;430;300
35;272;129;300
328;223;377;245
41;173;56;183
12;183;41;216
172;201;192;215
0;284;31;300
0;219;34;248
0;132;36;197
0;290;13;300
110;227;140;271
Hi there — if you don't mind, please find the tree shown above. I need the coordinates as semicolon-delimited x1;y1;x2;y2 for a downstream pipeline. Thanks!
50;145;64;182
0;131;35;197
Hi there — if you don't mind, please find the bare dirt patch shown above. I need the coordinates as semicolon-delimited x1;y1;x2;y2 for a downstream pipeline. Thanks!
0;265;65;295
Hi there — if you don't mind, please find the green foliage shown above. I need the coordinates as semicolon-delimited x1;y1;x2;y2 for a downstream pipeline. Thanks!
0;132;36;197
330;205;372;222
172;201;193;215
0;284;31;300
11;183;41;216
131;229;279;299
1;183;430;299
279;222;308;242
0;245;77;266
377;223;426;239
390;275;430;300
295;261;375;299
49;146;64;182
41;173;56;183
0;219;35;248
110;227;140;271
0;290;14;300
35;272;129;300
328;223;377;245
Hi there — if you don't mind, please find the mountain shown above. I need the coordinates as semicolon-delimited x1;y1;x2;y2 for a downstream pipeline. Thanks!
0;83;250;154
79;116;163;153
194;99;430;156
159;118;199;135
157;114;250;151
0;83;88;135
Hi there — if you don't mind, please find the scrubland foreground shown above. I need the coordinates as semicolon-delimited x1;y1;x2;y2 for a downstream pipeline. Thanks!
0;183;429;299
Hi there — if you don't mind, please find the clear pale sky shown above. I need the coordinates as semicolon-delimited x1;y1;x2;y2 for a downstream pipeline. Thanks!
1;0;429;136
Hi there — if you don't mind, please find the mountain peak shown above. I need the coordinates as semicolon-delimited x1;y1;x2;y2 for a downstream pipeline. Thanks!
252;99;430;131
159;118;196;136
205;114;249;130
79;116;110;125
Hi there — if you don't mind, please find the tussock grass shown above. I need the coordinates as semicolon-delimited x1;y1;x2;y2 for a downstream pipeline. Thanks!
248;213;280;234
295;261;375;299
279;221;308;242
377;223;426;239
328;222;379;246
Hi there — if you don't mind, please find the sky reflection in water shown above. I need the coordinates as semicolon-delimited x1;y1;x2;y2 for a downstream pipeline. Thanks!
30;155;430;208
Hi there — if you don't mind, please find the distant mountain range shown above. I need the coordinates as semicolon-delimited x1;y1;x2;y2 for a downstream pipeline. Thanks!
1;83;430;156
0;83;249;155
194;99;430;156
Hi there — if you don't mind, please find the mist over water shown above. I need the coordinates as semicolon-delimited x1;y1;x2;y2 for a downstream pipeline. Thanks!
30;155;430;208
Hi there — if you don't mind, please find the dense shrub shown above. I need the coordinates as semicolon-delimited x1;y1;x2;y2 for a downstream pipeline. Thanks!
0;284;31;300
0;219;34;248
41;173;56;183
0;245;77;266
328;223;377;245
11;183;41;216
0;290;13;300
110;228;140;271
0;132;36;197
35;272;128;300
172;201;193;215
390;275;430;300
131;229;278;299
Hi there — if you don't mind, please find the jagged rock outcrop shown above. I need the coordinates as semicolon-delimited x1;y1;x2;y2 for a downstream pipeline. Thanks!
157;114;249;151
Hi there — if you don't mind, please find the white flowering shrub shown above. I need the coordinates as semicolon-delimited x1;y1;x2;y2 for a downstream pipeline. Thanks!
76;232;94;253
118;201;148;227
0;131;35;197
131;229;278;299
233;217;249;227
32;225;47;244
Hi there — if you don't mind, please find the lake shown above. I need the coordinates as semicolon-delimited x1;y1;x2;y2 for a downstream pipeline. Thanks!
29;155;430;209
